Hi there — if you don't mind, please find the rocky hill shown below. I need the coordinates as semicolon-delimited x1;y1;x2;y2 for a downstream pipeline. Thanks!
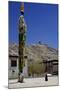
9;43;58;62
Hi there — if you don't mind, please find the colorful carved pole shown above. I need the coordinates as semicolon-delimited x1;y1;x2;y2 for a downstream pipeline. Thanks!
18;2;27;82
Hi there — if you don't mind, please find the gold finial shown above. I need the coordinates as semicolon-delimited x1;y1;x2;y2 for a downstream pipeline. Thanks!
21;2;24;14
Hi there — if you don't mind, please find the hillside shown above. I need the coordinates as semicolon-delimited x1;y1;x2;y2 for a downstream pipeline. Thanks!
9;43;58;62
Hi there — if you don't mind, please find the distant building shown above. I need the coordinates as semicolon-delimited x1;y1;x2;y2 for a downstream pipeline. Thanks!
43;59;58;75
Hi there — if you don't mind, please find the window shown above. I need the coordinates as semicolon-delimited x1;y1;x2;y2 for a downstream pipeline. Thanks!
24;56;27;59
11;60;17;67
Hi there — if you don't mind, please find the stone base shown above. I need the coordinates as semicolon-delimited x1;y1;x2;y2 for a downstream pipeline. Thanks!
18;73;24;83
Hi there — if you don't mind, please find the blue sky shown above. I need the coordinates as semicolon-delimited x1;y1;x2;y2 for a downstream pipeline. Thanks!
9;1;58;49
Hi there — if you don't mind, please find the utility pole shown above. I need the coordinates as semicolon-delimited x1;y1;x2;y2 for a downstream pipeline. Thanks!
18;2;27;83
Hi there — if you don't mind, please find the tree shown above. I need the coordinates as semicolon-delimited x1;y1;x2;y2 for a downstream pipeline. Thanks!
28;60;45;77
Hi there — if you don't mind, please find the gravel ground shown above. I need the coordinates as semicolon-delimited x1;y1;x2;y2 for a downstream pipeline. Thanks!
8;76;59;89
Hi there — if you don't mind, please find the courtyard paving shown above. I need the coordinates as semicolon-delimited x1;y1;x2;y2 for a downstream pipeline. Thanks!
8;76;59;89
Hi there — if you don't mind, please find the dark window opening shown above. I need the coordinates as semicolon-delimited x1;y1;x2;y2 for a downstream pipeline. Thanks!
24;56;27;59
11;60;17;67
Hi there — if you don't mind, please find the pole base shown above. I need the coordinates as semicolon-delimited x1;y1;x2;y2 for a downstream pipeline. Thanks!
18;73;24;83
18;79;23;83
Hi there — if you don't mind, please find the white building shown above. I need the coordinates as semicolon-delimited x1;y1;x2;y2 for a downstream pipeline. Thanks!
8;44;28;79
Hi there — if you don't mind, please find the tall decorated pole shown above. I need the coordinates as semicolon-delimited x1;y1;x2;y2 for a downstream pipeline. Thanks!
18;2;27;82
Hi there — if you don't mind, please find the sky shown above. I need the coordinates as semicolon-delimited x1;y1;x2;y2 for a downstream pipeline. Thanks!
9;1;58;49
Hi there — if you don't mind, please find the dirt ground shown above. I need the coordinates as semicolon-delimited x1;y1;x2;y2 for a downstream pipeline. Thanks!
8;76;59;89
